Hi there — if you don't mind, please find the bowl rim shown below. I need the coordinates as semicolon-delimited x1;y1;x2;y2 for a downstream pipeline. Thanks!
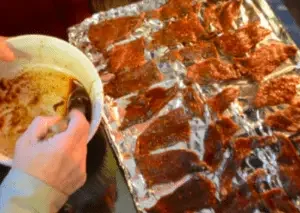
0;34;104;167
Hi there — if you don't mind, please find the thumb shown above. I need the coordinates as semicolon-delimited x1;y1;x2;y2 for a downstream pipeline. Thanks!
0;37;15;62
26;116;62;143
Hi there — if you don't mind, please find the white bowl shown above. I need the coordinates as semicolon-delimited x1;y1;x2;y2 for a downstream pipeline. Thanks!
0;35;103;167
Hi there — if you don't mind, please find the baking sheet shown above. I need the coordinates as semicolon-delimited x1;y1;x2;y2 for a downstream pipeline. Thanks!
68;0;300;212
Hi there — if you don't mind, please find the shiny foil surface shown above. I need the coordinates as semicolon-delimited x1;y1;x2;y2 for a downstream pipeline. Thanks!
69;0;300;212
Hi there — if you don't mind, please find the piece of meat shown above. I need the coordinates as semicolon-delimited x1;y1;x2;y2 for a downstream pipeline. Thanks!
203;0;242;34
234;42;297;82
150;13;208;49
88;15;144;52
135;108;191;156
104;61;163;98
276;134;300;198
204;117;239;170
220;136;276;198
163;41;218;64
219;0;243;32
217;169;267;213
107;38;146;73
216;22;271;57
265;101;300;132
186;58;241;85
183;86;205;118
254;75;300;108
207;87;240;115
262;188;300;213
147;0;201;20
119;84;178;130
146;174;217;213
136;150;211;187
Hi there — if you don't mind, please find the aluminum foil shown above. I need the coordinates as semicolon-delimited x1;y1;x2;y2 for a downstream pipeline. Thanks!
68;0;300;212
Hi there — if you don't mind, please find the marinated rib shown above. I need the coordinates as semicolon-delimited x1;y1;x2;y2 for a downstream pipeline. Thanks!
216;22;271;56
203;0;242;34
147;0;201;20
234;42;297;82
108;38;146;73
163;41;218;64
217;169;267;213
135;108;191;156
276;134;300;198
262;188;300;213
186;58;240;85
104;61;163;98
207;87;240;115
204;117;239;170
183;86;205;118
88;15;144;52
265;101;300;132
136;150;211;187
150;13;208;49
146;174;217;213
220;136;276;198
119;84;178;130
254;75;300;108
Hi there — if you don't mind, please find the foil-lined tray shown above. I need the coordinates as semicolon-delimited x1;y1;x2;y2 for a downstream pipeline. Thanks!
68;0;300;212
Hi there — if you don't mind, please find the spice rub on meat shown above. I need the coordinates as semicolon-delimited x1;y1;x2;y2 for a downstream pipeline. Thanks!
88;15;144;52
107;38;146;73
220;136;277;198
186;58;241;85
150;13;208;49
147;0;201;21
136;150;211;187
135;108;190;156
276;134;300;198
216;22;271;57
204;117;239;170
234;42;297;82
207;87;240;115
183;86;205;118
254;75;300;108
203;0;243;34
262;188;300;213
104;61;164;98
146;174;217;213
119;84;178;130
217;169;268;212
163;41;218;65
265;101;300;132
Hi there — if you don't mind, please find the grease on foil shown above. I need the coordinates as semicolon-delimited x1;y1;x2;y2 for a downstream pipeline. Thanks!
68;0;300;212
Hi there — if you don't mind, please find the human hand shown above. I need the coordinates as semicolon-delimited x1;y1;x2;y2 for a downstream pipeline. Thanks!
12;110;90;196
0;36;15;61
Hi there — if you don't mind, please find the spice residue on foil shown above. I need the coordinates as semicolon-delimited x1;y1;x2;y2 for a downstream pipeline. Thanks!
68;0;300;211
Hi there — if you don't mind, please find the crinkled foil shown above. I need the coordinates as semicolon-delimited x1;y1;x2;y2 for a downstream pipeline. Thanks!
68;0;300;212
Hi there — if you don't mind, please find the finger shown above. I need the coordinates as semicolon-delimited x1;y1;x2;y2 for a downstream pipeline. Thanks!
26;116;61;143
64;109;90;144
0;37;15;62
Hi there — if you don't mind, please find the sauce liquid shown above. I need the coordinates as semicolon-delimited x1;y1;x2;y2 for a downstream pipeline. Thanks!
0;66;90;158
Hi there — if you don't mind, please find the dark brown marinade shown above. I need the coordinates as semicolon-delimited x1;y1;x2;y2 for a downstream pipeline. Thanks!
146;174;217;213
135;108;191;156
120;84;178;130
104;61;164;98
204;117;239;170
136;149;211;187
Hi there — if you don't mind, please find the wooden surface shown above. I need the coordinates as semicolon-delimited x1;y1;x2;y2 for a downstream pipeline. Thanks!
283;0;300;26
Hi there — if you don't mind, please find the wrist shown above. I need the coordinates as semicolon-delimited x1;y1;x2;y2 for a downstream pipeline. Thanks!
1;168;68;212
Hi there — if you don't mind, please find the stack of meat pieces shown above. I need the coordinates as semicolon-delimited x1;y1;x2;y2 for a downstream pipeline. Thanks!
87;0;300;212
